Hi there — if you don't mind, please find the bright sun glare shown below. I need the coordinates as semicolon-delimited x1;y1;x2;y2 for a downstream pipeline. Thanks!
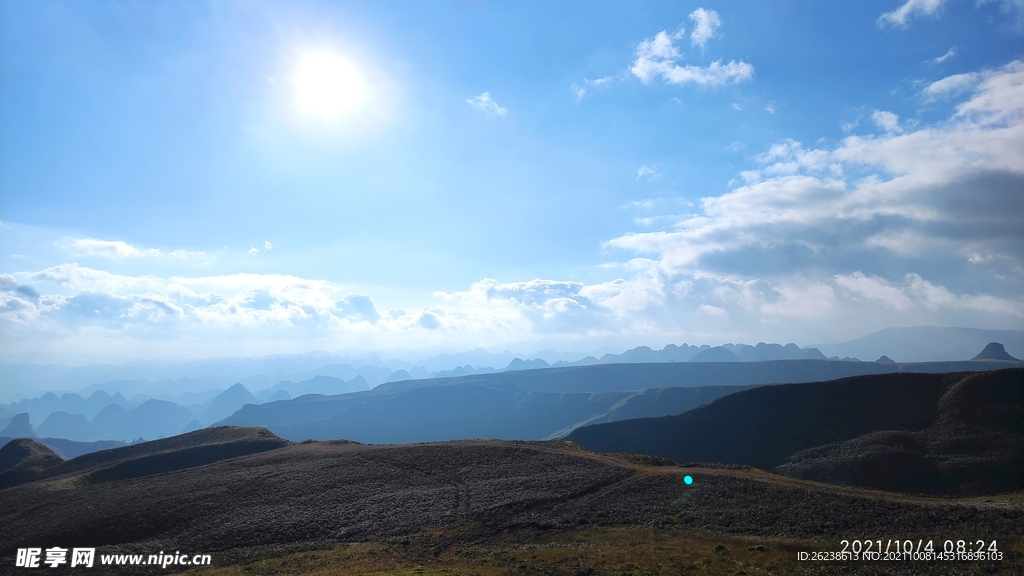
294;51;364;119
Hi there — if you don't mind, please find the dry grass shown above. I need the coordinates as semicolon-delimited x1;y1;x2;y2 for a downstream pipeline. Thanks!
4;440;1021;576
181;526;1022;576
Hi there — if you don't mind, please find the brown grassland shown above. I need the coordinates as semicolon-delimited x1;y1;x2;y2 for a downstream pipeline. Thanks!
181;523;1023;576
3;434;1021;576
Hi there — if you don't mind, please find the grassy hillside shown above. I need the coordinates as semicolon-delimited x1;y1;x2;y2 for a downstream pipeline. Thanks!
0;433;1020;575
567;368;1024;495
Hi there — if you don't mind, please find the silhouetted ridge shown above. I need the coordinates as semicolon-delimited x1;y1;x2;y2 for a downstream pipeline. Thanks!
972;342;1021;361
0;414;37;439
689;346;740;362
198;383;258;425
506;357;550;371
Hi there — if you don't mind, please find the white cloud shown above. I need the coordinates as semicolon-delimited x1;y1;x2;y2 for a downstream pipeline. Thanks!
631;28;753;87
697;304;727;316
929;47;956;64
879;0;944;27
836;271;1022;316
248;247;260;255
572;77;616;102
759;283;836;319
13;265;367;337
32;264;165;294
834;272;914;310
636;164;662;181
881;0;1024;29
264;241;273;250
467;92;507;115
689;8;722;49
635;58;754;87
70;239;149;258
636;30;684;63
924;72;980;99
335;293;379;323
6;265;675;354
871;110;902;133
418;312;441;330
953;59;1024;123
66;238;202;260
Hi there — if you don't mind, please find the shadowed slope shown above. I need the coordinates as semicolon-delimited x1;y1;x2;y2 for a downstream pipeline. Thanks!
0;439;63;489
0;426;291;489
567;369;1024;495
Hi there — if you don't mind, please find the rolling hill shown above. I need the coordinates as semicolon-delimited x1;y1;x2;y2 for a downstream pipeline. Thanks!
566;368;1024;496
0;436;124;460
0;429;1020;576
0;426;290;490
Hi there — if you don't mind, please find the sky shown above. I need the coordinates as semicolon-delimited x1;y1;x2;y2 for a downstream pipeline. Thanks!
1;0;1022;360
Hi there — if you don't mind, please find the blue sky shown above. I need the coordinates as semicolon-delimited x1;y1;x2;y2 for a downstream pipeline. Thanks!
1;0;1022;359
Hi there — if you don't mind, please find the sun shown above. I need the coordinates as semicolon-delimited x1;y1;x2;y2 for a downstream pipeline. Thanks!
293;51;365;119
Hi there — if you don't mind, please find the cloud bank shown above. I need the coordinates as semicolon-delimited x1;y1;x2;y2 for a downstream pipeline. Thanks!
606;58;1024;333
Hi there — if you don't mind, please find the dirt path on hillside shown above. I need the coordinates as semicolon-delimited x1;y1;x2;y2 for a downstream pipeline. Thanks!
260;439;1024;512
426;439;1024;512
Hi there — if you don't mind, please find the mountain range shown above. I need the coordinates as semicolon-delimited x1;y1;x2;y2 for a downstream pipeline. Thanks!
221;354;1021;444
3;339;1020;449
814;326;1024;362
6;326;1020;404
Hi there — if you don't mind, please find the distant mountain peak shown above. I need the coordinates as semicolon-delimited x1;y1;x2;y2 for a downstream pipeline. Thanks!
506;358;550;371
875;355;895;363
689;346;741;363
971;342;1021;362
0;413;37;439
